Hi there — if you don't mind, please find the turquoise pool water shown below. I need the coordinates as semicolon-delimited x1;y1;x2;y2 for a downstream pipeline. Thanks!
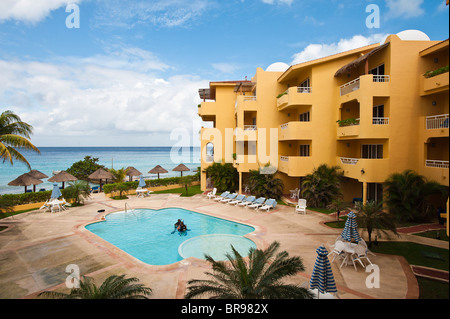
85;208;256;265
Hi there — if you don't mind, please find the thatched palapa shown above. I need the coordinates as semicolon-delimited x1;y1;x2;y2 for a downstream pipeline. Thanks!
149;165;168;179
8;173;43;193
173;164;190;176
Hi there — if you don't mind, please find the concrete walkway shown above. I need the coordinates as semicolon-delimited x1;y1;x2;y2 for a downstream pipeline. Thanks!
0;193;444;299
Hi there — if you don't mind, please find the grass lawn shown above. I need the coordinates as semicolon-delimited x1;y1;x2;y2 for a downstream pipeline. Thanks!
414;229;449;242
152;185;203;197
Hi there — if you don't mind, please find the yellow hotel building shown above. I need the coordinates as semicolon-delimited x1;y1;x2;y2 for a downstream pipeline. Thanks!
198;32;449;213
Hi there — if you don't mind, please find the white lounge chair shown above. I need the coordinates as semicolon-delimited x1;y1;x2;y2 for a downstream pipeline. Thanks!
206;188;217;199
228;194;245;205
237;196;255;207
220;193;237;203
350;244;373;270
39;200;50;211
258;199;277;212
61;198;71;210
248;197;266;209
295;198;307;214
214;191;230;201
289;188;298;199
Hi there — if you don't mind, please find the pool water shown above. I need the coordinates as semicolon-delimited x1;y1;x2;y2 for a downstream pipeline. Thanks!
85;208;256;265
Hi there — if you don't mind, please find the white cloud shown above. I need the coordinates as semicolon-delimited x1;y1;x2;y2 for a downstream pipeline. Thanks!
385;0;425;19
290;34;388;65
211;63;240;74
261;0;293;5
0;0;81;23
0;51;208;146
94;0;211;28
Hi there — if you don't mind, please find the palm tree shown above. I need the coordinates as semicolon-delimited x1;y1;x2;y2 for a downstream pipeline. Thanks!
248;169;284;200
384;170;447;223
355;200;398;247
0;110;40;169
327;199;351;221
185;241;313;299
204;162;238;192
38;274;152;299
110;167;129;183
301;164;344;208
64;180;91;205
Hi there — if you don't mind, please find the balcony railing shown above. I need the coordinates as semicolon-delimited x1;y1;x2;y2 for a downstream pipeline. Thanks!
426;114;449;129
297;87;311;93
280;156;289;162
340;75;390;96
340;157;359;165
243;96;257;101
340;78;360;95
244;125;257;131
372;117;389;125
426;160;449;169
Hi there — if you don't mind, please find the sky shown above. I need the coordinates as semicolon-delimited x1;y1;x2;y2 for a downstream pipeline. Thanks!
0;0;448;147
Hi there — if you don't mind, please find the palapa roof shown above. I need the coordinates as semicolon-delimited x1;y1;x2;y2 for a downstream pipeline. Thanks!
28;169;48;179
125;166;142;176
88;168;114;180
334;43;390;77
149;165;168;174
172;164;190;172
48;170;77;183
8;173;43;186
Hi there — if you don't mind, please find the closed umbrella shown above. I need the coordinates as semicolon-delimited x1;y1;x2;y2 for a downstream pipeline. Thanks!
149;165;168;179
309;245;338;298
88;168;114;192
138;175;146;188
8;173;43;193
48;170;77;189
172;164;190;176
50;183;62;200
341;211;361;243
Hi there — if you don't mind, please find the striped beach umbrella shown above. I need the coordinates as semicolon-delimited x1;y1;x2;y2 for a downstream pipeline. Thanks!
138;175;146;188
50;183;62;200
309;245;337;297
341;211;361;243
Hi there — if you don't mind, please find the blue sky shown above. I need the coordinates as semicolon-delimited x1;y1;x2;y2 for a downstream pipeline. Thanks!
0;0;448;146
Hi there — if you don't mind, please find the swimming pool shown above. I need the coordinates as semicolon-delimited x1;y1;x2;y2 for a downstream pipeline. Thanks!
85;208;256;265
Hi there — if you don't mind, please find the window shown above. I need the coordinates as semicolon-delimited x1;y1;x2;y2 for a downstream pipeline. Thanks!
298;78;311;93
361;144;383;159
372;104;387;124
367;183;383;202
299;111;310;122
299;144;310;157
206;143;214;162
369;64;385;76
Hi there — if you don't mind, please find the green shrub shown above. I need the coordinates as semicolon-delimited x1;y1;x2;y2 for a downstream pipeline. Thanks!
424;65;449;78
336;118;359;127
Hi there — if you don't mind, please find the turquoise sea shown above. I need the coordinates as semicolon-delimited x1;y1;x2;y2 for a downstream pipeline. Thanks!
0;147;200;195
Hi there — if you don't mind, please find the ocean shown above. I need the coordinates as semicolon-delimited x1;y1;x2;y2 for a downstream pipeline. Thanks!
0;147;201;195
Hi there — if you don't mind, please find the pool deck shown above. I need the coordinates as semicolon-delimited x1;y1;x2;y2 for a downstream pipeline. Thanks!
0;192;447;299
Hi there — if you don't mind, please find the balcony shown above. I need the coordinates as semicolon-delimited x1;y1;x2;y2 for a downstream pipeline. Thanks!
339;74;390;102
198;101;217;121
278;156;314;177
235;95;257;112
421;72;449;96
235;126;258;141
279;121;313;140
426;114;449;129
277;86;313;111
423;160;449;185
338;157;389;182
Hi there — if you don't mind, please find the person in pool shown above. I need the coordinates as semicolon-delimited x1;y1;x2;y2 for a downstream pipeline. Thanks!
178;221;187;232
174;219;182;229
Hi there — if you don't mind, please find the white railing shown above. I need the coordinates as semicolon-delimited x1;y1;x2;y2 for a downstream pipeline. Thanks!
297;87;312;93
340;78;360;96
205;155;214;163
426;114;449;129
280;156;289;162
244;125;257;131
372;117;389;125
340;157;359;165
373;75;390;83
426;160;449;169
340;75;390;96
280;123;289;129
243;96;257;101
